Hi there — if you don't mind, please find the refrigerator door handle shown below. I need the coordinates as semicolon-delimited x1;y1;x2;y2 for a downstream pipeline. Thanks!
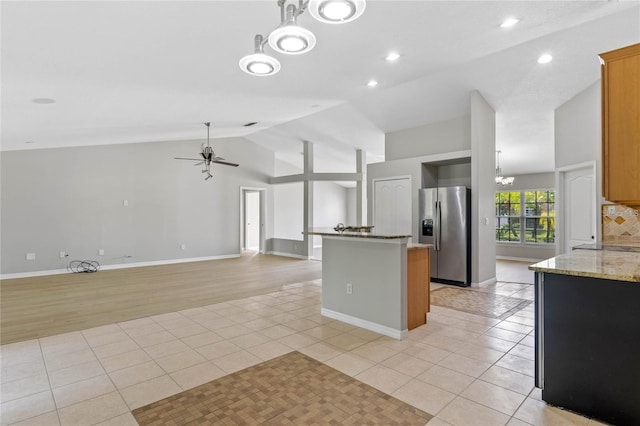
435;201;441;251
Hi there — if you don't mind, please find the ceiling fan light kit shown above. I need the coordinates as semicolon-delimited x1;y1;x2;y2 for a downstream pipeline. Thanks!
239;0;366;76
174;122;239;181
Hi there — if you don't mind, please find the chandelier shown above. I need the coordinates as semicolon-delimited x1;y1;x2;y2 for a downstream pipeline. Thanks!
495;150;515;185
239;0;367;76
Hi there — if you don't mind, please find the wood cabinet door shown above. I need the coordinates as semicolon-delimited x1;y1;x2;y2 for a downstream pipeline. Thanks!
601;43;640;203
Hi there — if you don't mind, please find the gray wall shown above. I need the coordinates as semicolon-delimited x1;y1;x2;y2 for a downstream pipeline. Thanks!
470;91;497;286
555;82;601;171
385;116;471;161
495;172;556;261
1;137;275;275
369;115;473;241
555;81;602;243
321;237;406;332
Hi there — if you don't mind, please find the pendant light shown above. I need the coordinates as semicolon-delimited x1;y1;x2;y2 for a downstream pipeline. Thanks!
268;4;316;55
240;0;366;76
308;0;366;24
495;150;515;185
239;35;281;76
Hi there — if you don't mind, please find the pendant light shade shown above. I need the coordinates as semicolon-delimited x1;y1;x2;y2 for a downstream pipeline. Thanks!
308;0;366;24
268;5;316;55
239;35;281;76
240;0;366;75
495;150;515;186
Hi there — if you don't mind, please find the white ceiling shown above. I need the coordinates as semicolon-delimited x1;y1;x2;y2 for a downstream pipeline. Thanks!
2;1;639;177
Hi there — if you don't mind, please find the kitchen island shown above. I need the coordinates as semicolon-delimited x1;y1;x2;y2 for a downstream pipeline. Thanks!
308;230;431;340
529;248;640;425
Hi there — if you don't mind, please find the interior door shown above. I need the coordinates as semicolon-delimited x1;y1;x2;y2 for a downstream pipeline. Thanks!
373;177;412;236
245;191;260;251
563;167;595;253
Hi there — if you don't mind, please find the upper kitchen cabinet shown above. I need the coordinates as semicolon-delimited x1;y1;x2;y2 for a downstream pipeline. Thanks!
600;43;640;204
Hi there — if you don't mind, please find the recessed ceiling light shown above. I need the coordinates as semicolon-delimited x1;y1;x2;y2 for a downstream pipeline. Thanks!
537;54;553;64
500;17;520;28
385;52;400;62
367;80;378;87
32;98;56;104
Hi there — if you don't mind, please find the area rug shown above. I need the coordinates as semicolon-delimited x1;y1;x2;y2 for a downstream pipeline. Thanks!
132;351;432;425
431;287;531;319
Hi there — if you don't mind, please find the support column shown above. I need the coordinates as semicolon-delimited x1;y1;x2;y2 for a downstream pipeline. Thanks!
303;141;314;258
356;149;367;226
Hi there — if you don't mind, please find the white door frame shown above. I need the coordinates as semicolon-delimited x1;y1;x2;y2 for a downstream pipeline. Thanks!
239;187;267;254
555;161;598;255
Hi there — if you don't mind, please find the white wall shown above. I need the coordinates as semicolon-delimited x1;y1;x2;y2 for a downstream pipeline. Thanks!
385;116;471;161
313;182;348;247
0;137;275;275
495;172;557;261
273;182;304;241
555;81;602;242
347;188;357;226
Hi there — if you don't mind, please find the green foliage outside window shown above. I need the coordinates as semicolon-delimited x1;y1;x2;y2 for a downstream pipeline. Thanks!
496;190;555;244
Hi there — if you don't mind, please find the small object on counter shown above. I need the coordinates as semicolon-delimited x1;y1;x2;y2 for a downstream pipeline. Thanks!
333;224;375;233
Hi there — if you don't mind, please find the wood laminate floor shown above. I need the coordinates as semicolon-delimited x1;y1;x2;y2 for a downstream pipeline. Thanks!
0;252;322;344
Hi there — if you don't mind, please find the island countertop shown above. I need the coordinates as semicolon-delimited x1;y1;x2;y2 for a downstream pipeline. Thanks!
306;229;411;239
528;249;640;282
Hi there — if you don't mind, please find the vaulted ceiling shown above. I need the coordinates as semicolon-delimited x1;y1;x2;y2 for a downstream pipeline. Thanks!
2;1;639;176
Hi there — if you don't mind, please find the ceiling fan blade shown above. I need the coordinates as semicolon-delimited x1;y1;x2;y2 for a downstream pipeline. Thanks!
193;162;204;166
211;160;239;167
205;173;213;181
174;157;203;161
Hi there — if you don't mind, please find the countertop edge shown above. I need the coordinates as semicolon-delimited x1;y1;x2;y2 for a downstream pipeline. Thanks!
307;231;412;239
528;250;640;283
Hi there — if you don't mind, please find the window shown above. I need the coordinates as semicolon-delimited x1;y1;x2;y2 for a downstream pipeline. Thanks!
496;189;555;244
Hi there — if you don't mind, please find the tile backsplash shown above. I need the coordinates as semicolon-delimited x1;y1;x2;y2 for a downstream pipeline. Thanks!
602;204;640;245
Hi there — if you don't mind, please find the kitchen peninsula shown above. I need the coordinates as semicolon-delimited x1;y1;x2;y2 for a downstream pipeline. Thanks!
308;230;431;340
529;248;640;425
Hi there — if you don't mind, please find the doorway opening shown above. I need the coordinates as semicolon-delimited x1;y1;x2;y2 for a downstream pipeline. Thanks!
240;187;266;253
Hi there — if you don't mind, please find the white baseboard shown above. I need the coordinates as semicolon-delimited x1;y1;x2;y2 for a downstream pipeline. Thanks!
266;251;311;260
471;276;497;288
496;256;544;263
0;254;241;280
321;308;407;340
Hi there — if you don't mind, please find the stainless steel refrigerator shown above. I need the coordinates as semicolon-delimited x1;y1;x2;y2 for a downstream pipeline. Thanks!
418;186;471;286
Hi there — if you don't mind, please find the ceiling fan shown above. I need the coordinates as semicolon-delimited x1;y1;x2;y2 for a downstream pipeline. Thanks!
174;122;239;180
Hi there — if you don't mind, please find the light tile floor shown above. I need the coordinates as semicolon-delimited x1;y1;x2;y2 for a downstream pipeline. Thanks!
1;275;605;426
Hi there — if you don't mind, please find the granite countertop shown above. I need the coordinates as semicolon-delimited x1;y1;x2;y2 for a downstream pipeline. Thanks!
306;229;411;239
408;243;433;250
529;249;640;283
572;243;640;253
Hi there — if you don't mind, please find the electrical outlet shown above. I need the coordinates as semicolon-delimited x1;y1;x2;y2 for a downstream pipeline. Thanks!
346;283;353;295
26;253;36;260
180;244;186;250
98;249;105;256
